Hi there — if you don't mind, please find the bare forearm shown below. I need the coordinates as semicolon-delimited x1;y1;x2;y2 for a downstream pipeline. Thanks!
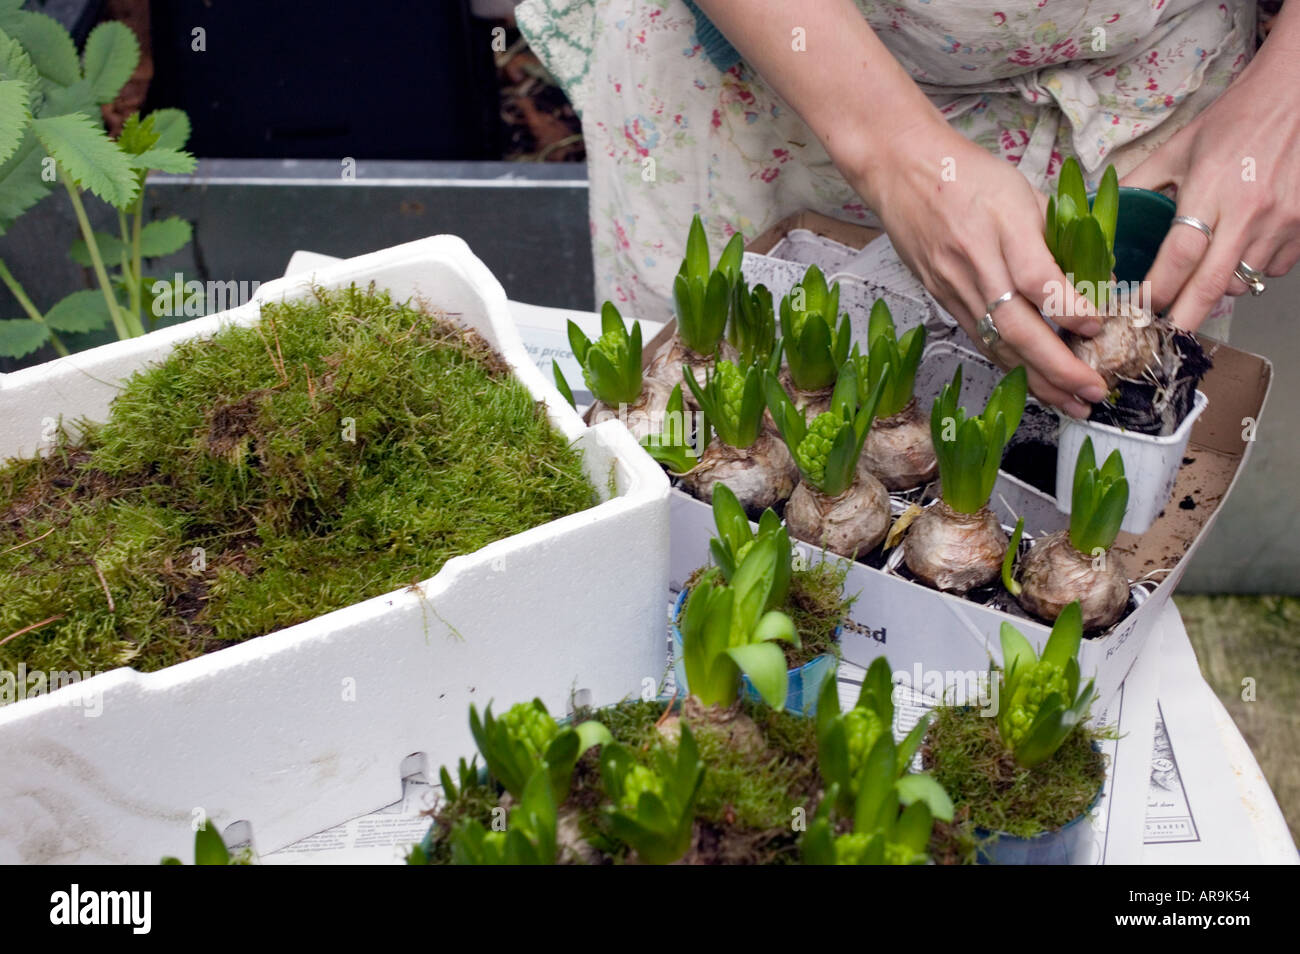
694;0;942;199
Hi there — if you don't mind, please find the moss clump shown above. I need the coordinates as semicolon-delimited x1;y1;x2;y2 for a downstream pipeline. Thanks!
0;285;597;678
784;556;851;668
423;698;822;865
922;705;1106;841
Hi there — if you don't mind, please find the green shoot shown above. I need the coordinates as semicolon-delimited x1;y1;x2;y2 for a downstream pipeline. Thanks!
640;382;708;474
0;15;197;357
997;603;1098;768
779;264;852;391
766;360;889;497
1046;159;1118;309
929;364;1027;514
673;214;743;354
815;658;953;819
852;298;926;418
707;483;791;611
1002;516;1025;596
468;698;613;804
728;277;777;366
449;767;558;865
1069;437;1129;556
160;819;253;865
600;722;706;864
560;303;643;406
684;352;773;450
679;534;799;709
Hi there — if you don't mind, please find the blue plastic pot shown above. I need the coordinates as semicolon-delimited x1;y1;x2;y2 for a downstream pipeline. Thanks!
976;755;1104;865
670;589;839;717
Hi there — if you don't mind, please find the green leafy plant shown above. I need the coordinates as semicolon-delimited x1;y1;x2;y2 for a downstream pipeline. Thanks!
161;819;253;865
678;533;799;709
684;353;772;450
779;264;851;391
852;298;926;418
996;603;1098;768
469;698;613;803
1069;437;1128;556
930;364;1027;514
673;214;743;355
599;722;706;864
815;658;952;818
0;10;197;358
640;382;707;473
707;482;790;611
1045;158;1118;309
766;360;888;497
728;277;776;366
553;302;643;407
448;767;558;865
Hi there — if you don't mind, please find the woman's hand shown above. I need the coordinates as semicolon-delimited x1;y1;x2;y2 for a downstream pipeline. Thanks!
848;118;1108;417
1123;7;1300;328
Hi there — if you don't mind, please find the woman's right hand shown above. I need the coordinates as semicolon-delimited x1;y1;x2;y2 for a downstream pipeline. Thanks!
843;117;1110;418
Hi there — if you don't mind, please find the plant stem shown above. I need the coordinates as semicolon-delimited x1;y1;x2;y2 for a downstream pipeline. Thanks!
0;258;68;356
131;185;145;328
60;170;137;339
118;209;141;330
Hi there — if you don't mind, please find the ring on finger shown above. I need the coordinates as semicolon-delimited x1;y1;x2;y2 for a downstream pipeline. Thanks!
1172;215;1215;242
1233;260;1266;296
976;290;1016;348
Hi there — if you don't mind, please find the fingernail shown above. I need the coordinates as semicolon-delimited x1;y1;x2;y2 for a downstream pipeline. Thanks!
1078;319;1102;336
1080;384;1108;403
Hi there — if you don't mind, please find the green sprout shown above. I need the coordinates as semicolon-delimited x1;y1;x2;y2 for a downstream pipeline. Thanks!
599;722;706;865
1002;516;1026;596
448;767;558;865
640;382;707;474
766;360;888;497
553;303;643;407
684;352;774;450
1069;437;1129;556
728;277;777;367
996;603;1098;768
779;264;852;391
815;658;952;818
930;364;1027;514
852;299;926;418
707;483;791;612
678;533;799;710
160;819;253;865
673;214;744;355
802;733;947;866
1046;158;1118;309
469;698;613;804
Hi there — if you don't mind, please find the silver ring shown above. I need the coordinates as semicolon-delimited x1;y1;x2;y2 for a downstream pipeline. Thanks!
1172;214;1214;242
976;290;1015;348
1234;260;1266;296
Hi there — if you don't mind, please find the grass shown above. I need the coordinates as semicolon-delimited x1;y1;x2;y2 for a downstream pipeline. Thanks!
0;285;597;679
1175;594;1300;847
922;705;1107;841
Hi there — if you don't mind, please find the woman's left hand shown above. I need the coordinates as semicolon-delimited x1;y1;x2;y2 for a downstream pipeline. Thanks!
1123;14;1300;329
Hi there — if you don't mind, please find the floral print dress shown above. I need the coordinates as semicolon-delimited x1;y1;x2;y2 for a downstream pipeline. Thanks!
517;0;1256;329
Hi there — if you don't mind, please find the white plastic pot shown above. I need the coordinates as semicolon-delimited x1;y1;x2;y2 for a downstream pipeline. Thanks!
1056;391;1209;534
0;236;671;863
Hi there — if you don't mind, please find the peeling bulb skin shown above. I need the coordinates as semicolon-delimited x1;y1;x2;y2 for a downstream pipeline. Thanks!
784;475;890;559
644;334;715;408
1067;300;1163;389
859;398;938;491
903;501;1007;594
588;377;673;442
678;430;797;511
1017;531;1129;630
777;368;833;420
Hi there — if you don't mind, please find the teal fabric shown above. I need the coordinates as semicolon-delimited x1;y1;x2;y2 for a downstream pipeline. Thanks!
683;1;741;71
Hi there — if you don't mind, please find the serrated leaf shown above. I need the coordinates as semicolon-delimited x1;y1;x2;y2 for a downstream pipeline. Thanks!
32;111;137;207
6;11;79;89
38;77;95;118
146;108;191;151
43;289;112;333
0;135;51;234
117;112;158;155
138;216;192;258
81;21;139;105
127;146;196;175
0;78;29;165
0;317;49;357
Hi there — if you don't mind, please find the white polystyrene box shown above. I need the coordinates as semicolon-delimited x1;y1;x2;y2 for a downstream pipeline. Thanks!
0;236;670;863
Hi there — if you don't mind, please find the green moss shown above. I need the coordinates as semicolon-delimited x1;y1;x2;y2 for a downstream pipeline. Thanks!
0;285;597;679
784;555;851;668
922;705;1106;841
